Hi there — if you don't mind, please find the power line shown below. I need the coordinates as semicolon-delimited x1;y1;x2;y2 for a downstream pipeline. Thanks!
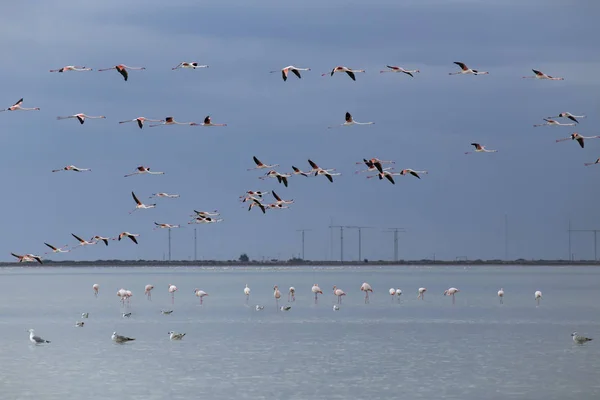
383;228;406;261
296;229;312;260
329;225;345;262
344;226;374;261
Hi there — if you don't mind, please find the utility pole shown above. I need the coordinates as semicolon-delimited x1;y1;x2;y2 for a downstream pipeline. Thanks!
504;214;508;261
568;228;600;261
329;225;345;262
345;226;374;261
383;228;406;262
296;229;312;260
194;228;197;261
168;228;172;261
568;219;572;261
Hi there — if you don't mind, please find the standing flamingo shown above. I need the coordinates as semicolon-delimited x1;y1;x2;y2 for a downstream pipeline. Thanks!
273;285;281;308
194;288;208;304
244;284;251;303
145;284;154;300
535;290;543;306
312;284;323;304
418;287;427;300
389;288;396;302
93;283;99;298
360;282;373;304
168;284;177;304
98;64;146;81
443;287;460;305
288;287;296;302
395;289;402;302
117;288;127;306
498;288;504;304
333;286;346;304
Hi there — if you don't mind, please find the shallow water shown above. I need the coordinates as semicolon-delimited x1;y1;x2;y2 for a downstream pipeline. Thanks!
0;265;598;400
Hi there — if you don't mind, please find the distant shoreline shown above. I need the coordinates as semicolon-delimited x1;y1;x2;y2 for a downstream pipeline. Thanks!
1;259;599;267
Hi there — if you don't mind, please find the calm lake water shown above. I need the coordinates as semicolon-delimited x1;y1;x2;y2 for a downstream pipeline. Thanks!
0;265;598;400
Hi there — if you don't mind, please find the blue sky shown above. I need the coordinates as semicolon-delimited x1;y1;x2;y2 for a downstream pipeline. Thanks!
1;0;600;262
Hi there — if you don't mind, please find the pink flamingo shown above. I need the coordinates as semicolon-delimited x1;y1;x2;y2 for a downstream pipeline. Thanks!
117;288;127;306
360;282;373;304
194;288;208;304
418;287;427;300
333;286;346;304
274;285;282;308
443;287;460;305
93;283;99;298
312;284;323;304
168;284;177;304
288;287;296;302
145;284;154;300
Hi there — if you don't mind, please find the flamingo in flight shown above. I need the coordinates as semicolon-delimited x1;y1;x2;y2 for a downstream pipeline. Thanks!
360;282;373;304
322;66;365;81
153;222;180;229
144;284;154;300
533;118;576;127
92;236;111;246
366;170;401;184
11;253;43;264
71;234;96;248
498;288;504;304
124;166;165;177
400;169;428;179
332;286;346;304
308;159;339;182
312;284;323;304
240;190;270;200
194;288;209;304
149;117;198;127
117;232;139;244
584;158;600;166
548;112;585;124
380;65;420;77
189;216;223;224
443;287;460;305
556;133;600;149
44;243;70;254
56;114;106;124
260;170;291;187
52;165;91;173
0;98;40;112
267;203;290;210
465;143;498;154
248;156;279;171
97;64;146;81
193;210;220;217
248;199;267;214
523;69;564;80
150;192;179;199
270;66;311;81
356;158;394;174
201;116;227;127
449;62;489;75
130;191;156;214
49;66;92;73
172;62;208;70
328;112;374;128
291;166;311;177
271;190;294;205
119;117;164;129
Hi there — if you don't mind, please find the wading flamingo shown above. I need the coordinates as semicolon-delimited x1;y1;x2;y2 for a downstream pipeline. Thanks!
288;287;296;302
333;286;346;304
274;285;282;308
360;282;373;304
194;288;208;304
498;288;504;304
389;288;396;301
168;284;178;304
312;284;323;304
145;284;154;300
443;287;460;305
395;289;402;301
535;290;542;306
418;287;427;300
244;284;251;303
93;284;99;297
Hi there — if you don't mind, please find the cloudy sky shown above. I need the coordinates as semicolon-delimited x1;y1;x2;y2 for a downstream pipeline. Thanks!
1;0;599;262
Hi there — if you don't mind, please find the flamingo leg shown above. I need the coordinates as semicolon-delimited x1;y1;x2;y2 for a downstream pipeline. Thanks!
500;298;503;304
314;293;318;304
452;294;455;305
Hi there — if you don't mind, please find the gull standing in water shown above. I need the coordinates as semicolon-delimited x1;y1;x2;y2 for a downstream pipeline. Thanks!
28;329;50;344
498;288;504;304
360;282;373;304
443;287;460;305
169;331;186;340
571;332;593;345
312;284;323;304
75;321;85;327
111;332;135;343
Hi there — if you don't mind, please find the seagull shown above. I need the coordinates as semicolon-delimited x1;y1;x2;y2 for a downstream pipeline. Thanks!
124;166;165;177
270;66;311;81
161;310;174;315
130;191;156;214
465;143;498;154
322;66;365;81
0;98;40;112
49;66;92;73
56;114;106;124
328;111;374;128
98;64;146;81
248;156;279;171
81;312;89;318
280;305;292;311
52;165;91;173
75;321;85;327
548;112;585;124
122;312;132;318
119;117;165;129
169;331;186;340
117;232;139;244
172;62;208;70
400;169;428;179
534;118;576;127
556;133;600;149
255;305;265;311
28;329;50;344
449;62;489;75
111;332;135;343
44;243;70;254
523;69;564;80
380;65;420;77
154;222;180;229
92;236;111;246
200;115;227;127
150;192;180;199
11;253;43;264
333;304;340;311
572;332;593;345
149;116;198;127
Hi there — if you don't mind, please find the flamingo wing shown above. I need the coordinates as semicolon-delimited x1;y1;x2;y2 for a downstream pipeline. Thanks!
44;243;57;251
13;98;24;107
71;233;85;243
132;191;142;205
128;235;138;244
577;137;584;148
137;119;144;129
345;70;356;81
454;62;467;70
345;112;352;123
253;156;262;166
281;69;288;81
118;67;128;81
204;116;211;125
291;68;302;79
385;174;395;184
272;191;282;202
308;159;319;169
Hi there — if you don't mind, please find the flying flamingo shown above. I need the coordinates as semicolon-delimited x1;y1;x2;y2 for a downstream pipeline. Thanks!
259;170;291;187
288;287;296;302
193;210;220;217
267;203;290;210
93;284;99;297
271;191;294;206
153;222;180;229
556;133;600;149
244;284;251;303
273;285;281;308
333;286;346;304
150;193;180;199
0;98;40;112
355;159;393;175
56;114;106;124
248;156;279;171
584;158;600;167
291;166;311;177
498;288;504;304
366;170;401;184
97;64;146;81
328;111;374;128
523;69;564;80
322;66;365;81
312;284;323;304
124;166;165;177
400;169;428;179
380;65;420;77
194;288;208;304
92;236;110;246
535;290;542;306
117;232;139;244
465;143;498;154
130;191;156;214
270;66;311;81
172;62;208;70
189;216;223;224
168;284;178;304
44;243;70;254
200;115;227;127
449;62;489;75
119;117;164;129
389;288;396;301
548;112;585;124
71;233;96;248
11;253;42;264
308;159;340;182
443;287;460;305
149;117;198;127
534;118;576;127
144;284;154;300
240;191;270;201
49;66;92;73
52;165;91;173
418;287;427;300
360;282;373;304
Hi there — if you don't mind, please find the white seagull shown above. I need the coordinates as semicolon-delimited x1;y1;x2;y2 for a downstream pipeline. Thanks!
571;332;593;345
169;331;187;340
111;332;135;343
28;329;50;344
